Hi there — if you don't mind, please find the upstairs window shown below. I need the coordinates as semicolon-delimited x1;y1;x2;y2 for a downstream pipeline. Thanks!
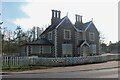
48;32;52;40
89;32;95;41
64;29;71;40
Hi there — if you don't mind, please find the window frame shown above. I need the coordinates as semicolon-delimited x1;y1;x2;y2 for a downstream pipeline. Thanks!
64;29;71;40
48;31;52;40
89;32;95;41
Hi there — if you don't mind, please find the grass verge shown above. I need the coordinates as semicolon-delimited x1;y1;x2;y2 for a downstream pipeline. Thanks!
2;66;52;72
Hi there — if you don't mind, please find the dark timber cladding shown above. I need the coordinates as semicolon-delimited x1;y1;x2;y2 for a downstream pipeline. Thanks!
21;9;100;57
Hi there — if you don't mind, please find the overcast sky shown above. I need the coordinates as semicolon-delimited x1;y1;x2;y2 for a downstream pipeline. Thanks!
0;0;118;44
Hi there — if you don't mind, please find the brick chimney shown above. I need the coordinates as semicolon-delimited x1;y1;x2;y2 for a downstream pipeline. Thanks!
51;10;61;25
75;14;83;29
76;14;82;23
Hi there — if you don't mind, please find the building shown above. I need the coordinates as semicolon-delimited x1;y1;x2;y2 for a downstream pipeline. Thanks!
21;10;100;57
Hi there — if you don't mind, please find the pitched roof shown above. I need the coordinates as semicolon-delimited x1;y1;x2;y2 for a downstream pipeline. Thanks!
25;38;54;46
77;40;89;47
41;16;95;35
81;21;92;31
41;16;66;35
77;40;85;47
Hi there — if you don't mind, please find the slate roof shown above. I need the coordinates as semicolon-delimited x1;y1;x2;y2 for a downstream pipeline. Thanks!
81;21;92;31
41;16;93;35
41;16;66;35
25;38;54;46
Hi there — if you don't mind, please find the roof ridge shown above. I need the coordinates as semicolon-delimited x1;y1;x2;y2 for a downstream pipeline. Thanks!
83;21;92;24
41;16;67;35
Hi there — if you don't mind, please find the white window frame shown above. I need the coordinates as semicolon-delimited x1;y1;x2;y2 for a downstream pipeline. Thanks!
89;32;95;41
48;32;52;40
64;29;71;40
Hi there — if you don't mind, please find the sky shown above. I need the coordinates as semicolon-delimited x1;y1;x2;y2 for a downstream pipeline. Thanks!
0;0;118;45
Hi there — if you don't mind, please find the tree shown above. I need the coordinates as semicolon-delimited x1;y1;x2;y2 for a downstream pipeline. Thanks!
100;43;107;53
1;26;44;55
99;31;105;44
0;21;3;55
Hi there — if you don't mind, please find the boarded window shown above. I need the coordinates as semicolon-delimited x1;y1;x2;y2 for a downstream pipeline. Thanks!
64;29;71;40
62;44;72;55
42;46;51;53
90;44;96;53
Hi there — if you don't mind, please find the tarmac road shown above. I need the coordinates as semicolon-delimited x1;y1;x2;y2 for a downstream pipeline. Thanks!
1;61;119;78
2;67;119;78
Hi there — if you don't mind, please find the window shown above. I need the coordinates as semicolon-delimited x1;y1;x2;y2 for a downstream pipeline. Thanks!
90;44;96;53
48;32;52;40
42;46;51;53
62;44;72;55
89;32;95;41
27;46;32;56
64;29;71;40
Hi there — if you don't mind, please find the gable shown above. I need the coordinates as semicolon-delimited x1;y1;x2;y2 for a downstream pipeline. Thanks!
41;14;99;36
41;16;77;36
86;22;99;34
82;21;92;31
57;16;76;30
77;40;90;47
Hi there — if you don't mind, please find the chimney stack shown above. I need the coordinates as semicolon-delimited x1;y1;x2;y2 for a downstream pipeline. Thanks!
51;10;61;25
55;10;57;18
75;14;82;23
58;11;61;18
75;14;83;29
52;10;55;18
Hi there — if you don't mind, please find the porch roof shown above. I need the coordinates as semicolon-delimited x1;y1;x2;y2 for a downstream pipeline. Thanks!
77;40;89;47
23;38;54;46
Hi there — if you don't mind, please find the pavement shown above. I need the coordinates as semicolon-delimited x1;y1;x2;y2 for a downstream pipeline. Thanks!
1;61;119;74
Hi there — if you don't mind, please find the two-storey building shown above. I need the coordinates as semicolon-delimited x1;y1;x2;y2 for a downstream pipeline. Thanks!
21;10;99;57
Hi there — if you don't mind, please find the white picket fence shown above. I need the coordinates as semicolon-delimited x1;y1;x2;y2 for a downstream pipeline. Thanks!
1;54;119;67
2;56;29;67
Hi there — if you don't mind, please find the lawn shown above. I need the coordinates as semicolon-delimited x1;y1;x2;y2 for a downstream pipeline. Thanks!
1;66;52;72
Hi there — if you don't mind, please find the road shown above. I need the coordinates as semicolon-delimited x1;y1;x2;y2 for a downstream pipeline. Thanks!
2;67;119;78
1;61;119;78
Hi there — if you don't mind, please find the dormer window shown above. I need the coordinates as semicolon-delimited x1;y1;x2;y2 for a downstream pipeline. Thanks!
48;32;52;40
89;32;95;41
64;29;71;40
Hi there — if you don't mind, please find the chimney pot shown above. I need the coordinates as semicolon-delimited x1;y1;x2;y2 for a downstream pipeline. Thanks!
58;11;61;19
76;14;82;23
52;10;55;18
51;10;61;25
55;10;57;18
